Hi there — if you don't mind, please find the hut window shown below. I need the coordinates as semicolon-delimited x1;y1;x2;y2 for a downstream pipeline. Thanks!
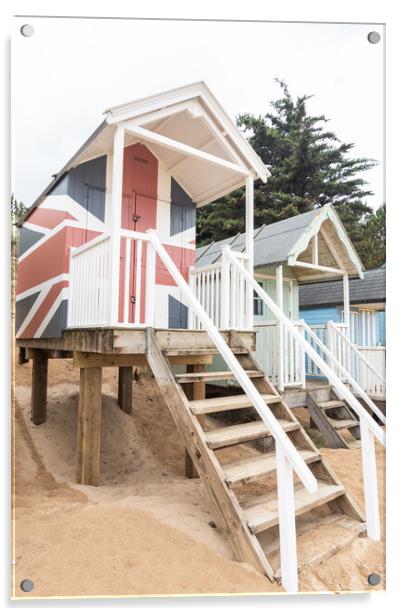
253;283;264;316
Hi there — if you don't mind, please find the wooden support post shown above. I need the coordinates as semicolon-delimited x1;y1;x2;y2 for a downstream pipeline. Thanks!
276;264;284;391
31;349;48;425
77;367;102;486
185;364;206;479
118;366;133;414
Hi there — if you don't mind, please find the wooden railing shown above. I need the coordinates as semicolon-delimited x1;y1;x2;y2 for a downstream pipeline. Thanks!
328;321;386;399
225;246;385;552
305;321;386;400
188;250;252;330
68;230;156;328
68;233;112;327
254;320;305;390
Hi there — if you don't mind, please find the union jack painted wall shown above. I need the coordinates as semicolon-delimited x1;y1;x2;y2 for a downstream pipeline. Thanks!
16;145;196;338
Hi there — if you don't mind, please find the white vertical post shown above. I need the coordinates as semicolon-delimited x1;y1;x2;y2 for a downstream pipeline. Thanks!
245;176;254;329
134;239;143;324
343;273;350;335
145;238;156;326
188;267;195;329
276;264;284;391
123;238;131;324
276;445;298;593
360;420;381;541
221;248;230;329
110;125;125;325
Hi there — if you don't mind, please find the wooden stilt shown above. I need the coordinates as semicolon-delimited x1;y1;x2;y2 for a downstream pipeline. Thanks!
185;364;206;479
118;366;133;414
77;367;102;486
31;349;48;425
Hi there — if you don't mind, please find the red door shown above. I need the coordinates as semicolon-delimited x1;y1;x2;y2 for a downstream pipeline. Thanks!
119;144;158;323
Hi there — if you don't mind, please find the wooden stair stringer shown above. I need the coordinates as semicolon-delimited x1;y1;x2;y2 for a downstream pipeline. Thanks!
145;328;275;580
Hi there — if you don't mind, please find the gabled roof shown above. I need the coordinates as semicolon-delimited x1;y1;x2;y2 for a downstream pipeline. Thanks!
196;204;364;281
299;266;386;307
20;82;269;224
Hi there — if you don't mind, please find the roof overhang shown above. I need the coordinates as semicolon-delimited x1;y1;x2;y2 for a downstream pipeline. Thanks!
19;82;269;225
287;204;365;282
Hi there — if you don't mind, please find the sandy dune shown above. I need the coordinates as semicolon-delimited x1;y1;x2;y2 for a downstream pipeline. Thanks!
12;359;385;597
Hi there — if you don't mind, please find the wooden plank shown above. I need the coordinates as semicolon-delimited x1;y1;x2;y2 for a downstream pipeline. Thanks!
328;418;359;430
17;328;116;353
306;393;349;449
190;393;281;415
76;367;102;486
184;364;206;479
223;449;319;488
169;354;213;366
176;369;264;383
244;482;346;534
205;420;299;450
30;349;48;425
145;328;275;580
319;400;346;410
164;347;249;356
73;352;147;368
118;367;133;415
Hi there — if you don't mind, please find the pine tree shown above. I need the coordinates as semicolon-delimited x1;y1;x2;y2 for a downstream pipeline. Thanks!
355;204;386;269
197;80;376;246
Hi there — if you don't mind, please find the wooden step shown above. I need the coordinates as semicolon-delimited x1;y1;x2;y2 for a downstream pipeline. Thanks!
164;347;249;356
190;393;282;415
205;419;299;450
223;449;320;487
244;481;346;534
329;418;359;430
319;400;346;410
259;513;366;578
176;370;264;384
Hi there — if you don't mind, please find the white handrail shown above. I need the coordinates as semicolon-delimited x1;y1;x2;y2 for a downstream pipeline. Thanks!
329;321;386;386
148;229;317;593
70;232;110;258
225;245;384;544
302;321;386;425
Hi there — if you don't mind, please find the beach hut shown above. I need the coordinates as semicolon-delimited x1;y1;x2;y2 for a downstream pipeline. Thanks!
193;204;364;391
299;266;386;400
15;82;384;592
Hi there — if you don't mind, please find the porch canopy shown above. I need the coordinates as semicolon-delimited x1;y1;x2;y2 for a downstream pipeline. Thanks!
196;204;364;283
21;81;269;224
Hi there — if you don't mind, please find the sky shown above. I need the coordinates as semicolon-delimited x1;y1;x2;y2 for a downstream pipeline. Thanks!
12;17;384;210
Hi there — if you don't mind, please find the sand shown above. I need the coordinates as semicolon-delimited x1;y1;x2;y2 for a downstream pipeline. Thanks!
12;358;385;598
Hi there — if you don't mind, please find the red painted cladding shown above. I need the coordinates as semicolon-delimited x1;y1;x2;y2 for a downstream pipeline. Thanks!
119;144;158;322
28;208;77;229
16;227;100;295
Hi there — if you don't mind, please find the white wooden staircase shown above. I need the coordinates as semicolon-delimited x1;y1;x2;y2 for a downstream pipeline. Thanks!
146;328;365;585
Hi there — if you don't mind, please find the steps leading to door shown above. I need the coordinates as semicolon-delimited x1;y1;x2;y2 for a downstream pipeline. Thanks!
146;328;365;586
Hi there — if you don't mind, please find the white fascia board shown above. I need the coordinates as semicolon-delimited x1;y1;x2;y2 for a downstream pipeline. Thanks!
105;81;269;183
287;204;364;279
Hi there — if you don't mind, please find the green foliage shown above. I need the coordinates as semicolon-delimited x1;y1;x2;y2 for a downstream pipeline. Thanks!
355;204;386;269
11;194;28;245
197;80;377;248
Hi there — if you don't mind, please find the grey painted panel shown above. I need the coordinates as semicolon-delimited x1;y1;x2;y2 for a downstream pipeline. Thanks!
170;178;196;236
49;174;69;195
50;155;107;221
41;299;68;338
168;295;188;329
18;227;45;256
15;291;40;333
